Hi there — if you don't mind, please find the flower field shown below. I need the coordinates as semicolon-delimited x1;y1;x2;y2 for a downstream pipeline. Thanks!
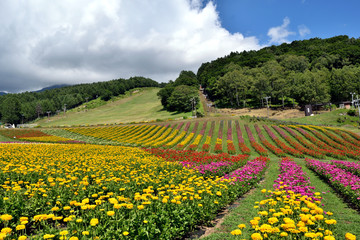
0;143;268;239
1;119;360;239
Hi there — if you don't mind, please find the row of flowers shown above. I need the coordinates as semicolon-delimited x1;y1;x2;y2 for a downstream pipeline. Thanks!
0;129;83;144
227;121;236;155
254;125;284;157
263;125;303;158
331;160;360;176
306;159;360;209
300;126;360;160
231;158;356;239
235;121;251;155
245;125;268;156
202;121;215;152
164;122;190;148
278;126;324;159
214;121;224;153
289;126;347;160
188;122;207;150
176;122;199;150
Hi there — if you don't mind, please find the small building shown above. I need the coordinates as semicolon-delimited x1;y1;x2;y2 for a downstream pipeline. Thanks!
304;105;313;116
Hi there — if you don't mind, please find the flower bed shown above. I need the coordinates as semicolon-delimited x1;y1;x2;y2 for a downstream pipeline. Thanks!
227;120;236;155
263;125;302;157
231;158;356;239
0;143;256;239
254;125;284;157
202;121;215;152
306;159;360;209
245;125;268;156
235;121;251;154
273;125;322;158
214;121;224;153
188;122;207;151
176;122;199;150
331;160;360;176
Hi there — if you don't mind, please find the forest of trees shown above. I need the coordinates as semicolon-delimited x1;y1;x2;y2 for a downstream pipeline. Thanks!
157;70;199;113
0;77;159;124
197;35;360;108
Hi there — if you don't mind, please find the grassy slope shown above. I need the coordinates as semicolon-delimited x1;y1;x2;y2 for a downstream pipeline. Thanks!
35;88;192;127
283;109;359;127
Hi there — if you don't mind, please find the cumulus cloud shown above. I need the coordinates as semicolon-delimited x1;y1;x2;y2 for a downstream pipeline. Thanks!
267;17;296;44
298;24;311;37
0;0;261;92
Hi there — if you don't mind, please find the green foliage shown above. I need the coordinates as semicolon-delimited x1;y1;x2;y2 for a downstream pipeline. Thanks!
157;70;199;112
197;35;360;108
167;85;199;112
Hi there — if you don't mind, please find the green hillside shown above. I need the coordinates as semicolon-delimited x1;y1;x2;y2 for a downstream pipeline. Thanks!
34;88;193;127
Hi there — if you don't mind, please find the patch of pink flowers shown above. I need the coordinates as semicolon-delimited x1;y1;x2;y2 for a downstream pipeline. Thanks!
274;157;315;197
306;158;360;207
223;156;269;182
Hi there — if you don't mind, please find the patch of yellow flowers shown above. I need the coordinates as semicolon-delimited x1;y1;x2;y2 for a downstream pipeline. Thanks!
231;189;357;239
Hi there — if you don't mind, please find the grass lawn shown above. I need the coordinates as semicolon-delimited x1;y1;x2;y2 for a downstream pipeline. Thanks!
34;88;193;127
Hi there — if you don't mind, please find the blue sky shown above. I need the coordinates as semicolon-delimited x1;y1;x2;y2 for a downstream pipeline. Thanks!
214;0;360;44
1;0;359;92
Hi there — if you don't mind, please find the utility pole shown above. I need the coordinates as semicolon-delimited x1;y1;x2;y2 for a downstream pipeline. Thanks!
350;92;356;108
63;104;67;116
264;96;271;118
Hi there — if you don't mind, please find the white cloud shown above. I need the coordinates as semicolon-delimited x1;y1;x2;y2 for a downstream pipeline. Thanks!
298;24;311;37
0;0;261;92
267;17;296;44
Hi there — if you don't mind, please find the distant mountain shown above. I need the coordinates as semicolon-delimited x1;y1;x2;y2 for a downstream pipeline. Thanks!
0;92;7;96
35;84;71;92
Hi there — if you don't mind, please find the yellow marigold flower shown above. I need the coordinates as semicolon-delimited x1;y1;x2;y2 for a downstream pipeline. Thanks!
82;231;89;236
51;207;59;211
230;229;242;235
259;211;268;216
18;236;27;240
107;211;115;216
238;224;246;229
19;217;28;222
90;218;99;226
305;232;316;238
251;233;263;240
137;205;145;210
268;217;278;225
63;206;71;210
261;189;267;193
123;231;129;236
345;233;357;240
16;225;26;231
325;219;337;225
1;227;12;234
324;236;336;240
59;230;68;235
280;232;288;237
43;234;55;239
0;214;13;221
198;204;203;207
69;237;78;240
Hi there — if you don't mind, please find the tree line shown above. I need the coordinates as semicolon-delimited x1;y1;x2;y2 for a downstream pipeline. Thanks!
197;35;360;108
157;71;199;113
0;77;160;124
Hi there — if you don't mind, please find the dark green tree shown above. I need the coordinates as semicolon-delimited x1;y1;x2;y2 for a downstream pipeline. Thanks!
1;96;21;124
167;85;199;112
